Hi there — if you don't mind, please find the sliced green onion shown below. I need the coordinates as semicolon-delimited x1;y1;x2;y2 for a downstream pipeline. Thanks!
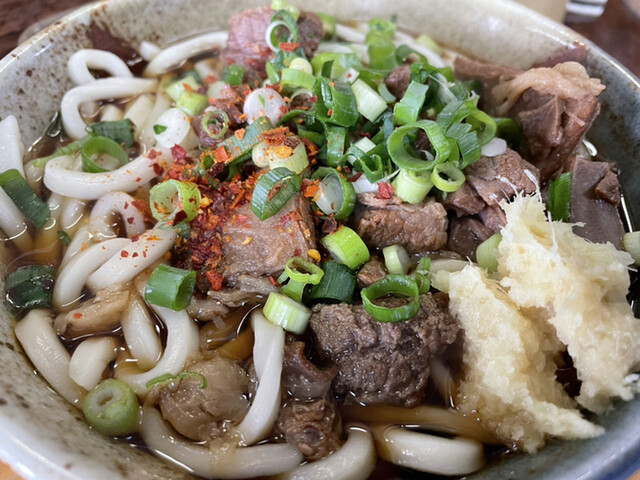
222;64;246;86
311;52;361;79
201;109;229;140
285;257;324;285
251;167;302;221
361;274;420;323
211;116;273;165
0;169;51;230
308;260;356;304
548;172;572;222
349;146;387;183
326;125;347;167
150;179;201;224
416;33;443;54
311;166;356;220
267;10;299;51
289;57;313;75
5;265;56;312
623;232;640;265
314;77;359;128
57;230;72;245
81;136;129;173
82;379;139;436
431;162;465;192
145;264;197;311
271;0;300;20
146;371;207;390
350;137;377;157
351;79;387;122
476;233;502;273
167;75;202;102
495;117;523;150
281;68;316;91
153;124;168;135
86;119;136;148
317;13;336;38
387;120;450;171
321;226;370;270
263;292;311;334
383;245;411;275
267;141;309;173
412;256;431;294
366;19;398;71
393;81;429;126
280;279;308;303
33;137;90;168
177;91;209;116
392;168;433;204
378;82;397;103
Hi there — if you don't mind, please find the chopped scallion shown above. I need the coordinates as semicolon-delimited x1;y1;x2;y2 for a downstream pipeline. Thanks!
285;257;324;285
0;169;51;230
393;81;429;126
86;119;136;148
145;264;197;311
351;79;387;122
263;292;311;334
222;64;246;86
321;226;370;270
476;233;502;273
200;110;229;140
82;379;139;436
431;162;465;192
311;166;356;220
361;274;420;323
81;136;129;173
150;179;201;225
251;167;302;221
387;120;451;171
548;172;572;222
383;245;411;275
308;260;356;304
392;168;433;204
176;91;209;116
5;265;56;312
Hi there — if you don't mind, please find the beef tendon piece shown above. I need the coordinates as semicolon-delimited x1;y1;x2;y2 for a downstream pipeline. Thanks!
309;294;459;407
356;256;387;289
282;341;337;400
353;193;448;253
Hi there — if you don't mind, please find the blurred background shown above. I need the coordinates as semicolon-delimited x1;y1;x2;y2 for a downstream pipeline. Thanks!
0;0;639;77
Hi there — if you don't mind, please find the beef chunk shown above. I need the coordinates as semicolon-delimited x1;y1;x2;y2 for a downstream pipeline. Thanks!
385;65;411;98
220;193;316;281
207;275;278;307
565;157;625;248
277;394;342;461
283;342;337;399
354;193;448;253
478;205;507;233
222;7;322;75
595;170;621;205
310;295;459;407
447;217;493;260
454;56;519;104
440;182;486;217
465;149;540;206
152;356;249;442
356;256;387;288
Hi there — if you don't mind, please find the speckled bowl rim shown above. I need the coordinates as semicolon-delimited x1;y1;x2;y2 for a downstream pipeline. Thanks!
0;0;639;479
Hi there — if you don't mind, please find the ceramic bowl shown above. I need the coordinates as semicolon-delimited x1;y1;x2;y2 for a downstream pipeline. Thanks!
0;0;639;478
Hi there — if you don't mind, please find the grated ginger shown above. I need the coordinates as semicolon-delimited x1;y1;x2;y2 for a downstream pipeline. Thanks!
447;195;640;452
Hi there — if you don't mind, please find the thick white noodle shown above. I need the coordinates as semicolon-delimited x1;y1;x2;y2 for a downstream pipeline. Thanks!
315;42;356;55
336;24;366;44
139;41;161;61
0;116;25;176
59;196;87;232
24;159;44;192
0;189;31;252
61;78;157;139
124;94;155;140
154;108;199;151
115;306;199;395
140;407;303;479
53;237;131;308
86;227;177;292
68;49;133;85
14;309;85;405
47;193;63;222
278;428;376;480
88;192;146;240
375;427;485;476
69;337;119;391
194;59;218;82
404;42;446;68
144;31;229;76
236;310;284;445
100;104;124;122
44;149;165;200
59;224;91;269
139;92;171;149
121;296;162;370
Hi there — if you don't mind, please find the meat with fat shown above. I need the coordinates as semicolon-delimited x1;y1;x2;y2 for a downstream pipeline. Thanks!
447;216;494;261
356;256;387;288
309;294;459;407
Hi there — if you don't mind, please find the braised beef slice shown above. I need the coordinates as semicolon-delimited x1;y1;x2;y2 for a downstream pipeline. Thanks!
440;182;486;217
219;193;316;281
282;342;337;399
465;149;540;206
447;217;493;260
454;56;519;106
207;275;278;307
309;295;459;407
153;356;250;442
595;170;621;205
354;193;448;253
565;156;625;248
277;394;342;461
385;65;411;99
222;7;322;75
356;256;387;289
478;205;507;233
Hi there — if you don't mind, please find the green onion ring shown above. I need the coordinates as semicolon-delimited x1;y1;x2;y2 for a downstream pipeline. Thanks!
387;120;451;171
251;167;302;221
201;109;229;140
361;274;420;323
431;162;465;192
311;166;356;220
149;179;201;224
144;264;197;311
81;136;129;173
285;257;324;285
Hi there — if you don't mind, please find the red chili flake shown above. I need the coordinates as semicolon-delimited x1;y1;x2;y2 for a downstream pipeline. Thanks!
327;108;333;116
132;252;139;258
127;217;135;225
135;177;142;182
73;312;83;319
279;42;300;52
121;250;130;258
206;271;224;291
347;172;363;183
234;128;246;140
293;248;302;257
268;275;280;287
214;145;229;163
171;144;187;161
377;182;395;200
236;214;248;224
147;149;161;160
322;216;339;235
152;162;164;176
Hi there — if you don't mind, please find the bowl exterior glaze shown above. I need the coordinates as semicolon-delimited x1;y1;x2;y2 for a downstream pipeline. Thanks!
0;0;638;479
